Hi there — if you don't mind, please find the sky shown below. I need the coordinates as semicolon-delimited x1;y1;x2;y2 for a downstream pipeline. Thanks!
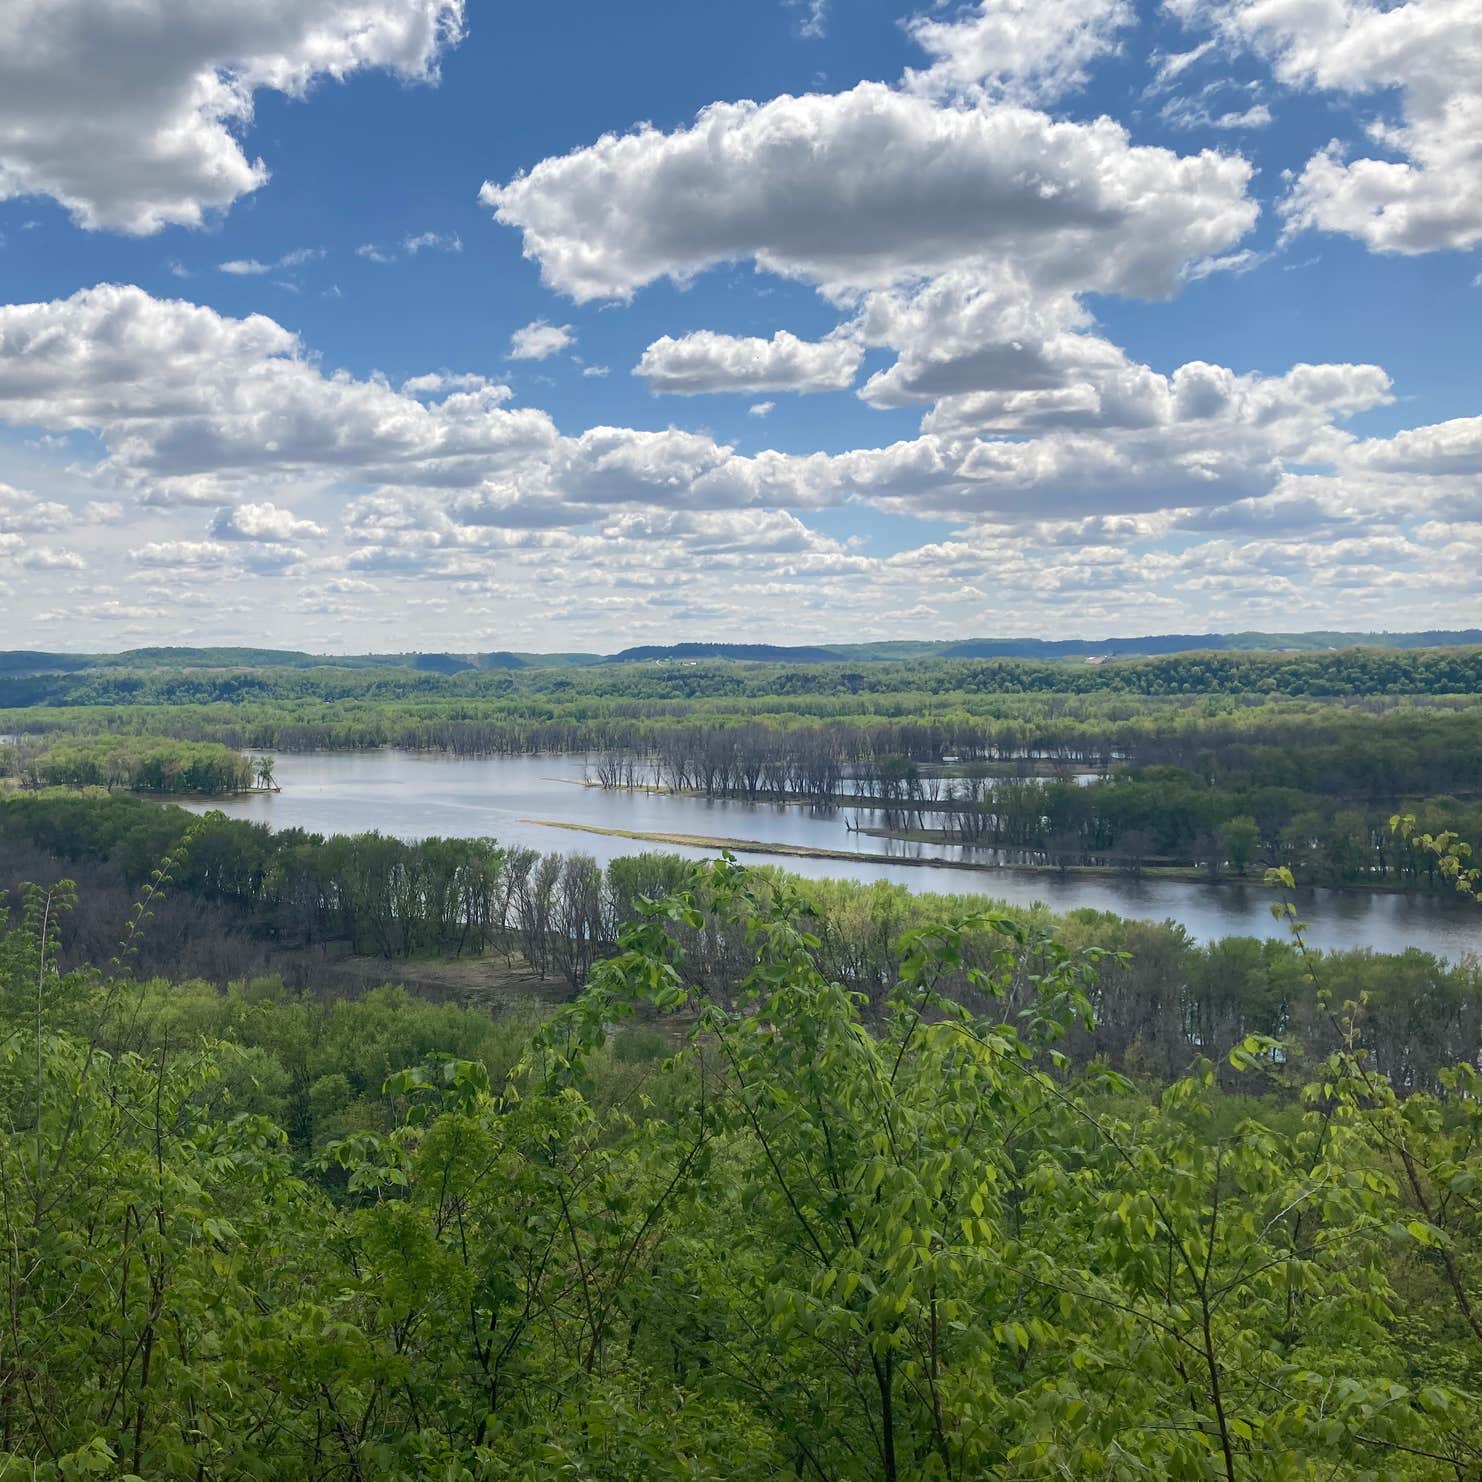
0;0;1479;654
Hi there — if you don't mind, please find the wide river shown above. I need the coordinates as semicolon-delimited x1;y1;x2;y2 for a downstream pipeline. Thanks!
185;750;1482;960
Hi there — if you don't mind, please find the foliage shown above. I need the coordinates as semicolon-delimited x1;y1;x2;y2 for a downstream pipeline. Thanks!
3;851;1482;1476
24;735;256;795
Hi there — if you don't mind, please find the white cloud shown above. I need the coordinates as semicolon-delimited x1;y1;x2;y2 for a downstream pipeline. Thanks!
402;371;495;397
581;365;610;378
0;0;465;234
786;0;828;40
1147;39;1217;90
1342;414;1482;477
635;329;862;395
129;539;232;568
1182;247;1271;280
903;0;1134;104
509;320;575;360
1174;0;1482;252
600;508;840;555
853;269;1100;409
749;402;776;418
0;285;555;507
358;231;460;265
1;282;1471;644
1160;92;1272;132
481;82;1258;303
38;599;169;624
402;230;461;254
0;482;73;532
19;547;86;570
210;501;327;542
222;247;325;275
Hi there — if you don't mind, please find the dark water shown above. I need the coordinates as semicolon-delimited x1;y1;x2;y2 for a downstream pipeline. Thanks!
184;750;1482;959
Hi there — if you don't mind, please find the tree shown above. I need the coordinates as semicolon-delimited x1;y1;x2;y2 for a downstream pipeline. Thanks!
1221;814;1259;876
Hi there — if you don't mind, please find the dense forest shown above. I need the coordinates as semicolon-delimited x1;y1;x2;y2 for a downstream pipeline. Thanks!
4;833;1482;1477
8;646;1482;714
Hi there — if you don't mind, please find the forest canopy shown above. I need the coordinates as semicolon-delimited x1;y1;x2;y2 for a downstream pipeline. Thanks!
3;848;1482;1478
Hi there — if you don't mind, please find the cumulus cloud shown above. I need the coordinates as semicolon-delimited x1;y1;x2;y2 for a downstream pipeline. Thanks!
0;280;1469;643
635;329;863;395
0;0;465;233
1342;414;1482;477
903;0;1134;104
852;269;1101;409
0;282;1415;546
402;371;497;397
0;285;556;507
599;508;842;556
210;501;327;542
1173;0;1482;252
481;83;1258;303
0;482;73;532
129;539;232;568
509;320;575;360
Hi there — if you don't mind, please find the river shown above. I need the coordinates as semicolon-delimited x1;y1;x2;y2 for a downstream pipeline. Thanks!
183;750;1482;959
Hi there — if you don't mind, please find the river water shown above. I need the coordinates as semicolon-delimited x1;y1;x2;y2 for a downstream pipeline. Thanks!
183;750;1482;959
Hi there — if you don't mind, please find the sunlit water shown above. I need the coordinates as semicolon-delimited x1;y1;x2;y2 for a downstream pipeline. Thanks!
183;750;1482;959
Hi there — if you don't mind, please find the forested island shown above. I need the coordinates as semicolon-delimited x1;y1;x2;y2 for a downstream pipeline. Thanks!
9;735;272;796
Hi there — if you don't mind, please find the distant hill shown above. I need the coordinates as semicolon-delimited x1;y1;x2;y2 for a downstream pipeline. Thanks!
605;642;844;665
942;631;1482;660
4;629;1482;678
0;650;93;676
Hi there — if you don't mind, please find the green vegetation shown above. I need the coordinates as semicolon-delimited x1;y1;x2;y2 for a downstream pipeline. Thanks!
4;842;1482;1478
3;790;1480;1088
20;736;259;795
8;646;1482;714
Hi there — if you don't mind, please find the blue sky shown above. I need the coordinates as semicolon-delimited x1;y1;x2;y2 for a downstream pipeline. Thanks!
0;0;1478;651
